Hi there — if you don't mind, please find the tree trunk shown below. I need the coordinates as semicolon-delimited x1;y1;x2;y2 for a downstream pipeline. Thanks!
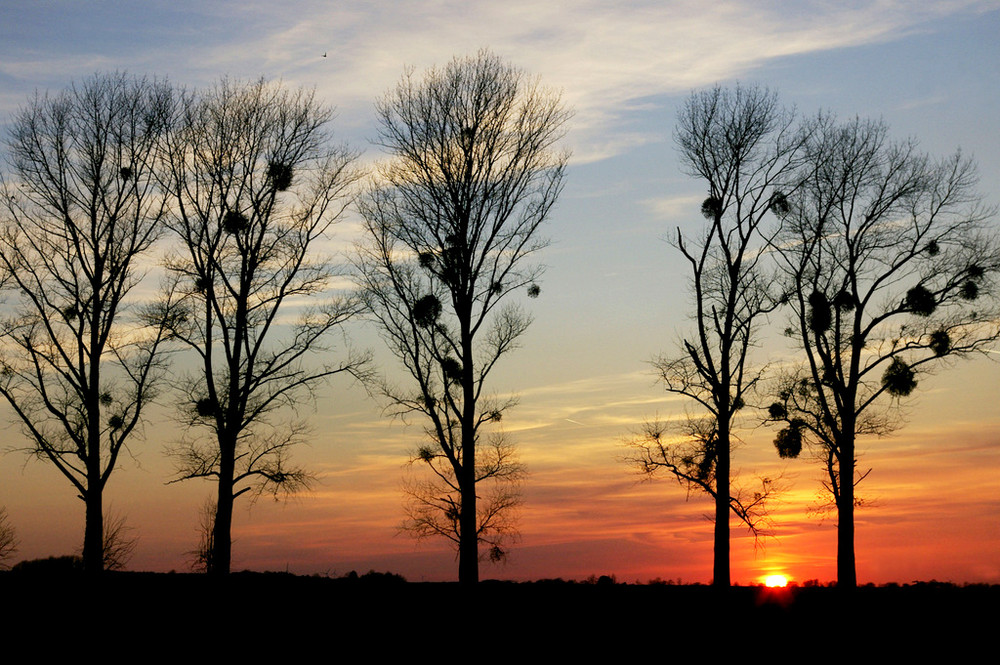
458;364;479;584
458;473;478;584
713;416;730;587
458;323;479;584
212;441;235;576
82;486;104;574
837;434;857;588
83;366;104;574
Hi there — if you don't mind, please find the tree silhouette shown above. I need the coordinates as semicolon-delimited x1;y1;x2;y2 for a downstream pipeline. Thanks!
99;510;138;571
158;78;367;575
0;507;17;569
627;85;806;586
355;50;570;583
401;432;525;564
186;498;216;573
769;115;1000;588
0;73;174;573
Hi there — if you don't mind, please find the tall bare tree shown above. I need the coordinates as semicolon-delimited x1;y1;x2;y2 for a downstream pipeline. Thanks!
626;85;806;587
158;78;366;575
0;73;174;573
769;115;1000;588
356;51;570;584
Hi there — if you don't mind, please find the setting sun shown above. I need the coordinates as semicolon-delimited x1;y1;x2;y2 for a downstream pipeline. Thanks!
765;575;789;588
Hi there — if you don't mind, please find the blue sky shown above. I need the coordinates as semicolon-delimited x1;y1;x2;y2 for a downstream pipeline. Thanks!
1;1;998;582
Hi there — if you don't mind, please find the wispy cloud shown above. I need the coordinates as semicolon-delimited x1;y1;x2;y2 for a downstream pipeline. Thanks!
2;1;992;159
642;194;705;222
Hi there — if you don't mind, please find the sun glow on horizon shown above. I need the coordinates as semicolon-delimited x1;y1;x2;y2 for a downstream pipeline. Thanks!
765;574;789;588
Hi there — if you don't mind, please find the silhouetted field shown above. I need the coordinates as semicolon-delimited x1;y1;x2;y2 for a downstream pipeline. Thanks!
1;569;993;655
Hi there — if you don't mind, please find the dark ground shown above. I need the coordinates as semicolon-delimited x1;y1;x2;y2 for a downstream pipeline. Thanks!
1;569;994;657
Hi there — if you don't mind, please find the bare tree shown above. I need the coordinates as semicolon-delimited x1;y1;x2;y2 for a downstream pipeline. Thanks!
401;432;525;564
72;507;141;571
626;417;780;543
158;78;367;575
0;507;17;569
100;510;139;571
626;85;806;587
355;50;570;584
0;73;174;573
769;115;1000;588
186;497;216;573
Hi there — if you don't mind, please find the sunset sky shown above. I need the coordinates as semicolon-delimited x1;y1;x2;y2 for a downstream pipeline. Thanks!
1;0;998;584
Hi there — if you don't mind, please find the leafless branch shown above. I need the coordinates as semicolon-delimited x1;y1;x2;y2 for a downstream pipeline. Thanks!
0;507;18;569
